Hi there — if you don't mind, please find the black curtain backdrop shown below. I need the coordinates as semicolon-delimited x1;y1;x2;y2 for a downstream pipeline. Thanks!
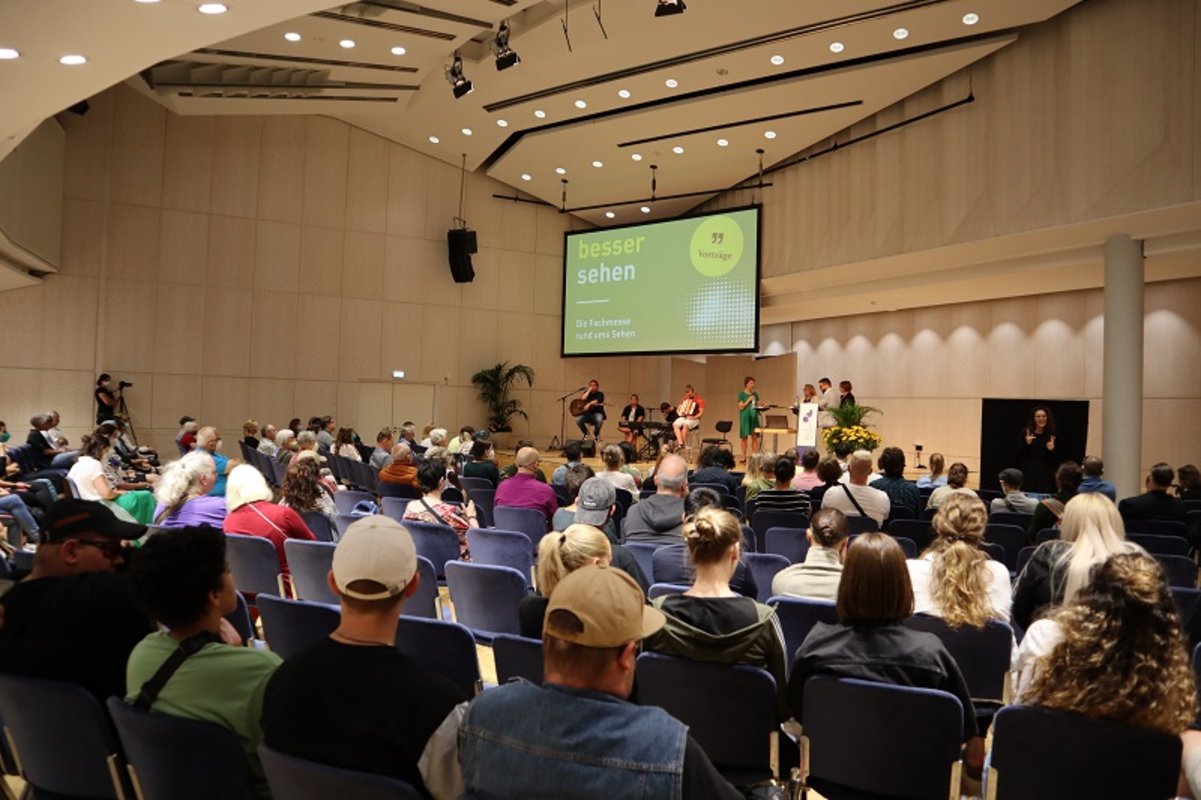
979;398;1090;494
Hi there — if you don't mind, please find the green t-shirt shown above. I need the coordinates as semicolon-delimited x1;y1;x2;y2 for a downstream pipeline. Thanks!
125;631;282;797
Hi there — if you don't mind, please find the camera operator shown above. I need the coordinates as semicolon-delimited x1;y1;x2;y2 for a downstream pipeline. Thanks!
95;374;124;425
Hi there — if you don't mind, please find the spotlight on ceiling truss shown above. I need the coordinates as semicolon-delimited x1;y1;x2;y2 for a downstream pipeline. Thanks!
493;20;521;71
445;52;473;98
655;0;685;17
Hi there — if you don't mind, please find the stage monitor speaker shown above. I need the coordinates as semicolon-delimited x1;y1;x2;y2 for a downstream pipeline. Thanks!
447;228;477;283
580;439;597;459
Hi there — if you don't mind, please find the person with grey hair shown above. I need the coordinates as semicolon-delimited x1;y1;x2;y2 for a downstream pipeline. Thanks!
992;468;1037;514
195;426;238;497
25;413;68;471
153;451;227;528
274;430;298;464
820;450;890;527
257;424;279;457
624;454;689;546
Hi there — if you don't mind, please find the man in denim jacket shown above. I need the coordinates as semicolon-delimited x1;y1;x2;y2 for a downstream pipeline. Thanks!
419;565;741;799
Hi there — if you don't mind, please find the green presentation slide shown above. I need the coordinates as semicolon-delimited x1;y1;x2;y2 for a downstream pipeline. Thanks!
561;207;760;356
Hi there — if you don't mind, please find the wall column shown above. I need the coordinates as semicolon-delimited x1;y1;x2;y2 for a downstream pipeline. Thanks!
1102;234;1144;499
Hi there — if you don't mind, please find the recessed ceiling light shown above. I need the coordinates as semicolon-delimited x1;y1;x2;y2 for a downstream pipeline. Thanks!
592;160;604;168
534;109;546;118
461;127;473;136
496;119;508;127
391;45;407;55
631;153;643;162
134;0;161;4
59;54;87;65
428;135;440;144
339;39;356;49
672;146;684;154
197;3;227;13
617;89;631;99
0;48;19;60
520;173;532;181
770;54;785;66
664;78;679;88
962;12;979;25
574;99;587;109
284;32;301;42
605;211;616;219
716;138;729;147
764;130;777;139
893;27;909;40
829;41;845;53
640;206;651;214
555;167;566;175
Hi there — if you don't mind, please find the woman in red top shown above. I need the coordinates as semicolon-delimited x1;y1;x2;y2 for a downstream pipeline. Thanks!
223;464;315;594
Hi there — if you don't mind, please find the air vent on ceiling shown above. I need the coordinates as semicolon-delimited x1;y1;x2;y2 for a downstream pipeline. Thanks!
145;61;414;100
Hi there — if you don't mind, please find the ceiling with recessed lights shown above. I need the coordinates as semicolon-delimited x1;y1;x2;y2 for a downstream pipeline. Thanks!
0;0;1082;225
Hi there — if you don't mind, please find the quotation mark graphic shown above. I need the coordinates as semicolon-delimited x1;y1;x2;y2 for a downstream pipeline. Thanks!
710;232;724;244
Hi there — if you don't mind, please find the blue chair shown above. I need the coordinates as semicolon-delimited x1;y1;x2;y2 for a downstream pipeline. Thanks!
764;526;808;563
844;514;880;535
742;552;790;603
300;510;335;542
623;542;659;578
441;486;464;503
467;488;495;528
989;705;1182;799
378;482;421;500
651;543;693;585
467;528;534;587
459;476;493;496
903;614;1013;708
492;633;544;685
0;674;129;798
887;519;934;552
334;513;358;538
380;496;412;522
613;488;634;523
751;510;809;553
225;532;285;599
1126;519;1188;537
1129;532;1190;556
334;489;376;515
284;539;338;604
257;594;340;659
647;582;690;599
1035;528;1059;544
1176;587;1201;632
800;676;964;800
226;590;255;644
402;556;440;620
636;653;780;785
395;616;482;697
1154;553;1197;588
107;697;257;800
445;561;528;642
980;541;1007;565
984;523;1028;570
493;507;551;556
402;520;462;580
849;533;918;559
1015;545;1037;576
271;459;288;487
258;744;421;799
989;511;1034;530
768;596;838;662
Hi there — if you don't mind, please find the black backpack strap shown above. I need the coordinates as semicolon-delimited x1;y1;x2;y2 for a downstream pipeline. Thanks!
133;631;222;710
841;484;869;518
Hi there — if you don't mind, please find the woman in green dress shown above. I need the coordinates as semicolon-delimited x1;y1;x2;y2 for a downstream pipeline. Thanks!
737;376;760;464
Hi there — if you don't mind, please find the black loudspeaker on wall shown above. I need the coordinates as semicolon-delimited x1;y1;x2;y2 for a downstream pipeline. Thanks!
447;228;478;283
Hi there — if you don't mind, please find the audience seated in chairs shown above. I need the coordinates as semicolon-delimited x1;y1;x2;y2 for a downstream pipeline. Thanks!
925;462;975;510
788;532;984;786
256;423;279;458
561;478;649;591
805;456;843;510
273;429;298;464
334;427;362;461
872;447;921;519
550;440;583;486
519;523;612;639
908;493;1013;626
419;565;742;800
195;426;238;498
279;456;338;523
741;452;774;504
771;508;850;602
791;448;822;492
461;439;500;487
691;446;740;496
369;429;394;470
752;456;811;516
403;460;479;561
153;451;228;529
1178;463;1201;502
223;464;316;596
1012;492;1139;631
176;416;198;456
624;453;689;546
380;443;419;488
125;525;282;797
68;432;157;524
599;444;640;497
916;452;948;489
241;419;260;452
1028;461;1083;539
262;516;467;796
991;467;1038;514
821;450;890;527
494;447;557;528
1119;462;1189;525
1078;455;1117;501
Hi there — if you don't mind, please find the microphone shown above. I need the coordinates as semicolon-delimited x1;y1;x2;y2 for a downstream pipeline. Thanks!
576;386;587;391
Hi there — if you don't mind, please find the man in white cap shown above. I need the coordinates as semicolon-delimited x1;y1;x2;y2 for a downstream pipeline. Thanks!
419;565;741;799
261;516;467;794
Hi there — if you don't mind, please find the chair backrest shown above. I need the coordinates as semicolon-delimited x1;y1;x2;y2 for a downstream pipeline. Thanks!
467;488;495;528
65;474;83;499
492;506;550;552
622;541;659;578
1015;545;1037;576
1035;528;1059;544
394;616;482;697
333;513;358;538
378;482;422;500
226;590;255;644
459;476;493;496
445;561;528;641
467;528;534;586
801;676;963;800
979;541;1007;565
636;652;778;785
647;582;690;599
613;487;634;522
491;633;544;685
1154;553;1197;588
283;539;338;604
401;520;462;580
257;594;341;660
225;532;283;598
1125;519;1188;537
768;596;838;660
751;509;809;553
742;552;790;603
1129;532;1191;556
271;459;288;486
691;481;732;496
990;705;1182;800
843;515;880;535
1177;588;1201;636
379;496;411;522
333;489;375;516
0;674;125;798
902;614;1013;702
651;543;693;585
886;519;934;552
108;697;258;800
402;556;440;619
989;510;1034;529
848;534;917;559
258;744;422;800
984;523;1028;570
884;505;916;524
441;486;464;504
300;510;335;542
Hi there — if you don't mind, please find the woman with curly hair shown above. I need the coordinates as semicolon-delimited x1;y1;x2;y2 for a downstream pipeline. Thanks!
153;451;227;528
908;492;1012;626
279;456;337;522
334;427;362;461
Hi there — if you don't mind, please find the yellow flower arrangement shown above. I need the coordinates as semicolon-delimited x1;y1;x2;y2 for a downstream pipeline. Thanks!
822;424;883;452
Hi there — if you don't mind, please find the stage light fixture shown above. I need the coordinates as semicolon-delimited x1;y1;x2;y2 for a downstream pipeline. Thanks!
655;0;685;17
445;53;473;99
493;20;520;71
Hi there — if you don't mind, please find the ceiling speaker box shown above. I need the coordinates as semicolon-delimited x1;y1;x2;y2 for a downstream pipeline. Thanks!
447;228;477;283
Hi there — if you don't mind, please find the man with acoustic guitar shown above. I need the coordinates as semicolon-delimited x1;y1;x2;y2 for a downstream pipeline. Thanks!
574;380;607;440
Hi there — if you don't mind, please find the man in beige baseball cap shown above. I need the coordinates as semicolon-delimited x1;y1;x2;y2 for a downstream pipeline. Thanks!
419;565;741;799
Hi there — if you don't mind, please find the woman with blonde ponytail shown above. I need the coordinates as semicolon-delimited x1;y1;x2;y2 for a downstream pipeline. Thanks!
908;492;1012;626
517;524;612;639
152;451;227;528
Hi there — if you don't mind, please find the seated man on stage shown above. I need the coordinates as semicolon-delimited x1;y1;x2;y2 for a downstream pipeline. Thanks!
575;380;606;440
617;394;647;445
672;385;705;447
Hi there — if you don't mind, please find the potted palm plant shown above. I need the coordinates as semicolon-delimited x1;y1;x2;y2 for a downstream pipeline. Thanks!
470;362;535;433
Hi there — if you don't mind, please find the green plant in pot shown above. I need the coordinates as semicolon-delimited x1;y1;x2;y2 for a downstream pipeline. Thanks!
471;362;535;432
823;403;884;452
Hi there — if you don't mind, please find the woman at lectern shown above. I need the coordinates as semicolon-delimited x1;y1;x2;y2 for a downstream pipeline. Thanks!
737;377;760;464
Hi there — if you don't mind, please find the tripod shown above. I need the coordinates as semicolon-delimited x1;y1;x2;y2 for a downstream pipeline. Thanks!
548;388;578;452
115;390;138;446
